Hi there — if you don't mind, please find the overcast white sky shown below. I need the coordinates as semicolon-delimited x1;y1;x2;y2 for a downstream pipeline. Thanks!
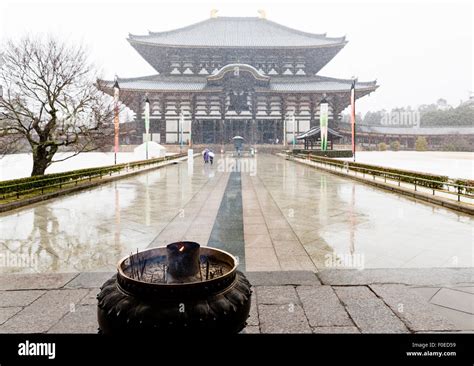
0;0;472;114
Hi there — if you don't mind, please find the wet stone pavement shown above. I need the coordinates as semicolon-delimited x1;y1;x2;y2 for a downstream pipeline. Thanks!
0;154;472;333
1;154;472;273
208;171;246;270
0;269;472;333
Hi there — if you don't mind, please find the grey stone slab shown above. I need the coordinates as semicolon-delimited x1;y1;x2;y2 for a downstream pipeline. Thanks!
296;286;353;327
247;293;259;326
312;326;360;334
0;307;22;325
370;284;457;332
411;287;441;302
0;273;79;290
415;331;473;334
79;288;100;305
428;304;474;331
65;272;114;289
246;271;320;286
256;286;299;305
430;288;474;314
0;289;89;333
335;286;409;333
319;268;474;287
450;286;474;295
0;290;45;307
48;305;98;334
258;304;311;333
242;326;260;334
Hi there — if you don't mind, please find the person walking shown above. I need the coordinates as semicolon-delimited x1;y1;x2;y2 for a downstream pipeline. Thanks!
202;148;209;164
209;150;215;165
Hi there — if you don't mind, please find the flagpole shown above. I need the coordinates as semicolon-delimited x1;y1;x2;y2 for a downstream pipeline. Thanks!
144;96;150;160
320;99;328;152
179;113;184;153
113;77;120;165
351;79;356;162
189;117;192;147
291;112;296;150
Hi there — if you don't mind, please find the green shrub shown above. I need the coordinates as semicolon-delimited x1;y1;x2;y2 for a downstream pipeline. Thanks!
298;153;448;189
0;153;186;197
390;141;401;151
415;137;428;151
377;142;387;151
454;179;474;194
441;137;472;152
292;149;353;158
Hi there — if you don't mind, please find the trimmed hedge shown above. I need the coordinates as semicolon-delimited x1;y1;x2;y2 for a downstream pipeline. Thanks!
0;153;187;197
0;167;120;195
291;149;353;158
454;179;474;194
292;152;449;189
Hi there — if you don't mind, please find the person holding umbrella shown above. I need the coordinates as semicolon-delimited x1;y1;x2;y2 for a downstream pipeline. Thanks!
202;148;209;164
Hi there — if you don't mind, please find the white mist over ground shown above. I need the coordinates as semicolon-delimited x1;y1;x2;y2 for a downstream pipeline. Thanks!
340;151;474;179
0;151;473;181
0;152;147;181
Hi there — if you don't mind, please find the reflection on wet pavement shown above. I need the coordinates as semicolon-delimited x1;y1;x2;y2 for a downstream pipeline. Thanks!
0;154;472;274
243;155;473;270
0;158;223;273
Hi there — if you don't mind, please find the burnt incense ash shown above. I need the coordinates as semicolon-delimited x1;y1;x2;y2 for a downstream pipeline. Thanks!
97;241;252;334
123;242;231;284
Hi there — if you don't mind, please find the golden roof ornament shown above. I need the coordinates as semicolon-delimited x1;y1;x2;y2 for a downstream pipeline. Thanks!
210;9;218;18
257;9;266;19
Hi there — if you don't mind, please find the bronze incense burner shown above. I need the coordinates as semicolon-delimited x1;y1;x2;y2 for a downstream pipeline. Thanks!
97;241;252;334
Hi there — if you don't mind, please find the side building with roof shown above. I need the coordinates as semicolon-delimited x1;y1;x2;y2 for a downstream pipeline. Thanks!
102;14;378;145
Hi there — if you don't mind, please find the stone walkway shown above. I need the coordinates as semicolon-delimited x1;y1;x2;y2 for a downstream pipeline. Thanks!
0;153;472;334
0;269;472;333
1;154;472;274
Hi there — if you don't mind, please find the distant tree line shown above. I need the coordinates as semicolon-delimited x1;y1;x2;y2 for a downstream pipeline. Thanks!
342;98;473;128
419;102;472;127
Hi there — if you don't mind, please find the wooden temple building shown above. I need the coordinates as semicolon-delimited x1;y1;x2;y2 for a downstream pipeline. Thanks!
103;13;378;145
296;126;343;150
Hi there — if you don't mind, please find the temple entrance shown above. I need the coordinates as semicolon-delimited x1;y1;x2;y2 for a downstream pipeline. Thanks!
202;120;217;143
257;119;282;144
196;119;284;144
224;120;251;144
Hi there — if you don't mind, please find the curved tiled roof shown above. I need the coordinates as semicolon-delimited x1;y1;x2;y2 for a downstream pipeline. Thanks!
102;74;377;93
207;64;270;82
128;17;346;48
355;126;474;136
297;126;343;140
269;76;377;92
106;75;208;91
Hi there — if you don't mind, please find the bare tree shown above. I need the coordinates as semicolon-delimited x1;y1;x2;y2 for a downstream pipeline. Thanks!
0;35;115;176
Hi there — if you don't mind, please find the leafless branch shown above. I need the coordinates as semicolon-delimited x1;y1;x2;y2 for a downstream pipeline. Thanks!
0;35;117;175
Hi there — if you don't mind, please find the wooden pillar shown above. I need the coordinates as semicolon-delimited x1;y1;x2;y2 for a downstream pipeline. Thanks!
190;94;196;145
281;95;288;145
199;120;203;144
136;95;144;144
251;92;257;145
220;94;226;146
331;98;343;131
176;96;183;146
274;118;277;143
310;96;317;129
